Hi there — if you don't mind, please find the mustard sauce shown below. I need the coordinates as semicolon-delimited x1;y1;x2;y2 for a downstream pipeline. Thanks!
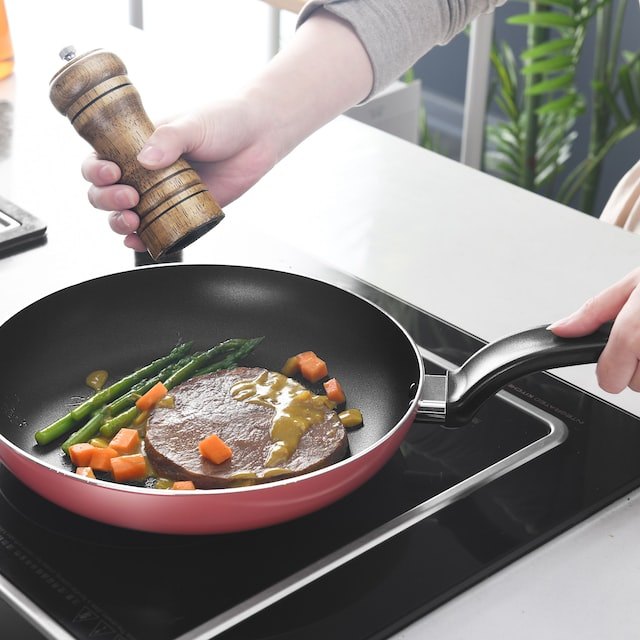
85;369;108;391
231;370;336;467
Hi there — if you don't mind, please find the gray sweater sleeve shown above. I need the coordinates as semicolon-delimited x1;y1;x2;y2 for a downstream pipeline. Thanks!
297;0;507;98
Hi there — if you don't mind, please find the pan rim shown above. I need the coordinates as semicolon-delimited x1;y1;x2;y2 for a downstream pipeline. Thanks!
1;263;425;496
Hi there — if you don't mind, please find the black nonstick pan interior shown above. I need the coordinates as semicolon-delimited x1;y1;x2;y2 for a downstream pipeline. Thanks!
0;264;423;475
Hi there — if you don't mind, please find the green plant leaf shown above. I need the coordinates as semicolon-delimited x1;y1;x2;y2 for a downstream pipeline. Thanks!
535;93;581;114
522;55;575;74
621;50;640;66
525;73;575;95
507;13;577;29
484;0;639;211
511;0;577;9
521;37;575;60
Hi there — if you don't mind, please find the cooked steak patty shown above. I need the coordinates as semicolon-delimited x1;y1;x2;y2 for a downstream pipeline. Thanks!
145;367;348;488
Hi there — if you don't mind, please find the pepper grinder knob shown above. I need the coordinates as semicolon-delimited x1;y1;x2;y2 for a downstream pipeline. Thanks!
59;45;76;61
49;47;224;260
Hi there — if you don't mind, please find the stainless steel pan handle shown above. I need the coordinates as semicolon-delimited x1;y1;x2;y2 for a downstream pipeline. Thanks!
417;324;611;427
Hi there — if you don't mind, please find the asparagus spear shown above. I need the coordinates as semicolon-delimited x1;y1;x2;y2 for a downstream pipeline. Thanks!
34;342;193;446
98;406;140;440
60;359;191;451
104;353;197;416
163;337;263;390
38;336;263;449
60;409;108;454
70;342;193;421
193;337;264;376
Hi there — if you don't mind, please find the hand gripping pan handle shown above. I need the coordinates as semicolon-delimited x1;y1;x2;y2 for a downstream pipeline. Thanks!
417;324;611;427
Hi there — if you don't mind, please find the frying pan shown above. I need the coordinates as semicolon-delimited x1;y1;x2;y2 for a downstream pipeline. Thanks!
0;264;609;534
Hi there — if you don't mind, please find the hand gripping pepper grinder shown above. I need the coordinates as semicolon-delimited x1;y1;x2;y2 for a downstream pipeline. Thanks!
49;47;224;260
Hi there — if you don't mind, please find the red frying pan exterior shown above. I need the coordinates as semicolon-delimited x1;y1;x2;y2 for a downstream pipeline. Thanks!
0;265;424;534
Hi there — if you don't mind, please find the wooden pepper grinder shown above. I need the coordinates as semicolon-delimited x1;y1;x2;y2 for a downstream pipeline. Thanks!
49;47;224;260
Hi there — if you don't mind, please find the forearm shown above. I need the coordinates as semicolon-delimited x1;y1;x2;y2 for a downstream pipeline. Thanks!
240;9;373;162
300;0;508;97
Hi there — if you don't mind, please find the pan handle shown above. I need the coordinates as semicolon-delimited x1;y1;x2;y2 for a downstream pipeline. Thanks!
442;323;611;427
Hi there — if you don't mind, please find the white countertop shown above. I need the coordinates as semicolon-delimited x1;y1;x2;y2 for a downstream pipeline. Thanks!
3;2;640;638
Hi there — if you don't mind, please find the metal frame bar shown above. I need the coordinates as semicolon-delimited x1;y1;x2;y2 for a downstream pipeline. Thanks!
460;13;495;169
128;0;143;29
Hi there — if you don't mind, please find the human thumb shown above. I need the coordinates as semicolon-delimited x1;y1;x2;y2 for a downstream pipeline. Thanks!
136;121;194;169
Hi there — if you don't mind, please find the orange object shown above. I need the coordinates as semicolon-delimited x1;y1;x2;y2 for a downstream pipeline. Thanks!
89;446;119;472
109;427;140;454
75;466;96;479
171;480;196;490
111;454;147;482
68;442;96;467
199;434;232;464
297;351;328;383
135;381;168;412
323;378;346;404
0;1;14;80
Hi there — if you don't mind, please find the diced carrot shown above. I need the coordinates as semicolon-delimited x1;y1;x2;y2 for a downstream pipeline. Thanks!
281;356;300;377
199;434;233;464
135;381;168;412
89;446;119;472
323;377;346;404
298;352;328;383
111;454;148;482
68;442;96;467
109;427;140;454
171;480;196;490
75;466;96;479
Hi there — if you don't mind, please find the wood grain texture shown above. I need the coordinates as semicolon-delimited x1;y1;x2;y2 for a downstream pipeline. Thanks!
50;49;224;260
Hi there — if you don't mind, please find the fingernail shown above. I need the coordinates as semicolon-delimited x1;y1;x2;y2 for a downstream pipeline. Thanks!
98;164;119;183
547;316;571;331
115;189;137;210
137;144;164;165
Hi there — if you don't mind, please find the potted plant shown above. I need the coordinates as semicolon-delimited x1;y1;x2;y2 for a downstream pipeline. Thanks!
484;0;640;215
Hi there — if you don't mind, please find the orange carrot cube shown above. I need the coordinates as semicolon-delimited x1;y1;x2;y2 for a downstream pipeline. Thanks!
135;381;168;412
323;377;346;404
199;434;232;464
298;354;328;383
171;480;196;490
89;446;119;472
68;442;96;467
109;427;140;454
111;454;148;482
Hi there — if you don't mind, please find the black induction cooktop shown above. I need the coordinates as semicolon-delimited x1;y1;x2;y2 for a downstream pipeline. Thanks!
2;260;640;640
